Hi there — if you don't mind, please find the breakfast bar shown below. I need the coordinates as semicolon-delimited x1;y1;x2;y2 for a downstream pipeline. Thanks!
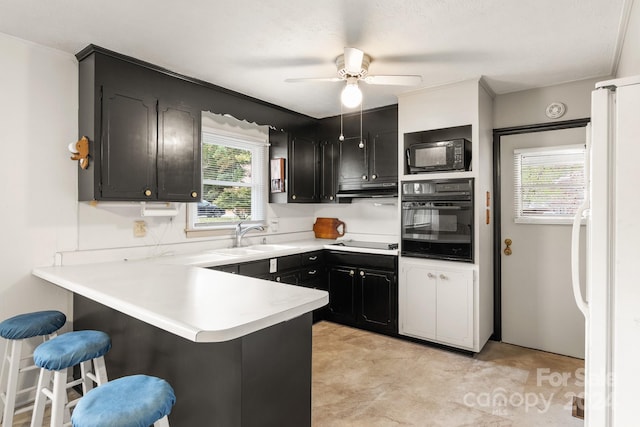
32;261;328;426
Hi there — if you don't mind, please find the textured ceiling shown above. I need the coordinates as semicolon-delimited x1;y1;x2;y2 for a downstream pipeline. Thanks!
0;0;630;118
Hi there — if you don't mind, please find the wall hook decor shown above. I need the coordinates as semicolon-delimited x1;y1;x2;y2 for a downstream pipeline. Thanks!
68;136;90;169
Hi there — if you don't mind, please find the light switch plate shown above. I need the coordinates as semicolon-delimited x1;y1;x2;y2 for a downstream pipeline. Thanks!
134;220;147;237
269;258;277;273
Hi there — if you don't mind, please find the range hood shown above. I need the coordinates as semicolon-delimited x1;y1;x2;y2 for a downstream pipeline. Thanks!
335;184;398;203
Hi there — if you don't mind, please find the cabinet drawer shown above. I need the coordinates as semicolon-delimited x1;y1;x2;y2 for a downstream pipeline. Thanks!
208;264;238;274
299;267;323;284
238;259;270;277
325;251;396;270
276;254;301;271
273;271;299;285
301;251;323;266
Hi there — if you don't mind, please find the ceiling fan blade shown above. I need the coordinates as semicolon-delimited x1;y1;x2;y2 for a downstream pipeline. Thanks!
343;47;364;75
285;77;342;83
362;75;423;86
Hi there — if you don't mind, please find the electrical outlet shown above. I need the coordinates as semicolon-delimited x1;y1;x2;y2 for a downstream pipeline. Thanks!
269;217;279;232
134;220;147;237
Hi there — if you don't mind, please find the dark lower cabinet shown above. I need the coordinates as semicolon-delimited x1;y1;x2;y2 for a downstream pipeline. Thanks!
327;266;357;323
325;251;398;336
209;251;327;322
358;268;396;334
209;249;397;332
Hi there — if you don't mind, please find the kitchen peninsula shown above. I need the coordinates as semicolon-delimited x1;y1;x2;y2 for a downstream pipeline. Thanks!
33;261;328;426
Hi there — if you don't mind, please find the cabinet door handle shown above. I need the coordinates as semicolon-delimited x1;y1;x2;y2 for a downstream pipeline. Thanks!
191;191;198;198
439;274;448;280
360;270;365;277
275;276;281;282
371;174;377;180
427;272;435;279
349;270;355;276
308;270;317;275
144;189;152;197
362;175;367;180
292;195;297;200
308;256;318;261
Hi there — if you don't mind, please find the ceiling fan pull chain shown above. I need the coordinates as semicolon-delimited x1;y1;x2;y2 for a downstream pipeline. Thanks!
358;102;364;149
339;102;344;141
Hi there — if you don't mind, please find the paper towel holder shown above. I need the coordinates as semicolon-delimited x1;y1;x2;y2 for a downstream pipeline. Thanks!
69;136;90;169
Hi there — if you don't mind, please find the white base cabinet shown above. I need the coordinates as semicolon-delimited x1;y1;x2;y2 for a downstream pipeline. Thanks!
399;259;474;350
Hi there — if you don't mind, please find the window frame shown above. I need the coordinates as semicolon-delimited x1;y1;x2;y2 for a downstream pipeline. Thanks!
186;127;268;235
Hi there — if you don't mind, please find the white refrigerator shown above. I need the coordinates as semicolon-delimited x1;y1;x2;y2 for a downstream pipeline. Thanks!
572;75;640;426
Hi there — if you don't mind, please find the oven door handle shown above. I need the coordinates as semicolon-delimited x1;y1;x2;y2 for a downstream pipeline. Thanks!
402;205;466;211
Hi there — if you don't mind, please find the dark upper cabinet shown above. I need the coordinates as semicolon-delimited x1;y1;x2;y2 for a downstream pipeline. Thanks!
341;105;398;192
319;105;398;197
319;140;339;202
78;51;201;202
269;127;320;204
99;88;157;199
368;129;398;186
289;133;319;203
157;103;201;201
338;135;368;188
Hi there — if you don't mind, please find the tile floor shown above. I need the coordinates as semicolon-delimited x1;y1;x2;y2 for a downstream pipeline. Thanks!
13;321;584;426
312;321;584;427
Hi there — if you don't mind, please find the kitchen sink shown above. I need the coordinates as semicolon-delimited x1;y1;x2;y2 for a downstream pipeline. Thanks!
211;248;263;256
246;244;294;252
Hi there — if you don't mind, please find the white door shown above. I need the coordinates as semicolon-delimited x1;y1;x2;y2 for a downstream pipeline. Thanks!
500;127;586;358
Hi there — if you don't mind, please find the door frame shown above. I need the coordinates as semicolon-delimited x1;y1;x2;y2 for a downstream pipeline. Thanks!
491;118;590;341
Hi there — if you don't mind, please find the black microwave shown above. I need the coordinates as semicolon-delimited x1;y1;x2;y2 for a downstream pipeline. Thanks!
406;138;471;173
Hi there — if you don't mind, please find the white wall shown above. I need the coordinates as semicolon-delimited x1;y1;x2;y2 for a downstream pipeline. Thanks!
0;33;78;387
493;77;607;129
617;0;640;77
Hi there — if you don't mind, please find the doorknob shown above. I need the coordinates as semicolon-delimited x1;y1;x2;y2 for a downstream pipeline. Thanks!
504;238;513;256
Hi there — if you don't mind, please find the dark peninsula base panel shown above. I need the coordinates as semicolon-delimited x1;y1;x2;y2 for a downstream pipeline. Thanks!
73;295;312;426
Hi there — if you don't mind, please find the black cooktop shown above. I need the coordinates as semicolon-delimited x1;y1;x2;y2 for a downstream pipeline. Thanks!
330;241;398;250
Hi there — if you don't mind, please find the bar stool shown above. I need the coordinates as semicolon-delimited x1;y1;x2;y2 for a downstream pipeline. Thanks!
0;310;66;427
71;374;175;427
30;330;111;427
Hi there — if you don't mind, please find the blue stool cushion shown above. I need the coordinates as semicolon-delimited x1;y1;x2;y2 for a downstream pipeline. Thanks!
0;310;66;340
34;330;111;371
72;375;176;427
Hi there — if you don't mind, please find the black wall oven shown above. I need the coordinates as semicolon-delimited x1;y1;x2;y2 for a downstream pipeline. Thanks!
401;178;474;262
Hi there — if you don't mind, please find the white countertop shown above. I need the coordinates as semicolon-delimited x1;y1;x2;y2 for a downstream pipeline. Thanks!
32;262;328;343
32;238;398;344
147;238;399;268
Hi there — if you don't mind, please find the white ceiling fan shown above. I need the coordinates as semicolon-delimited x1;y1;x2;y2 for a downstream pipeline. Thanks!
285;47;422;108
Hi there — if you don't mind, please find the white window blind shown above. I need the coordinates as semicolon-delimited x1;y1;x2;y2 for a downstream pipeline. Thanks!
191;131;267;229
513;144;585;224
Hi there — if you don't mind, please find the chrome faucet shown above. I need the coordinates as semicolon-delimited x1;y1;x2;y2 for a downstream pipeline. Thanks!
234;222;265;247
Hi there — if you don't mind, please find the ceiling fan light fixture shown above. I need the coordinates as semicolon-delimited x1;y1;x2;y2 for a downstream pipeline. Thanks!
341;79;362;108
